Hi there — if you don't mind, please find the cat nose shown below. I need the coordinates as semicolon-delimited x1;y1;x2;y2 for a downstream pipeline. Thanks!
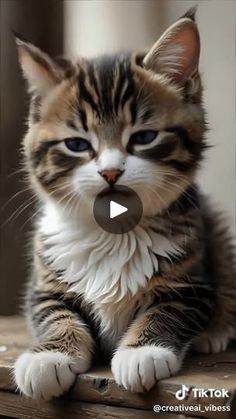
99;169;123;185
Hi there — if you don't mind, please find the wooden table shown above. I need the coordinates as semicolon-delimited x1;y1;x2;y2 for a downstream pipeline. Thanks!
0;316;235;419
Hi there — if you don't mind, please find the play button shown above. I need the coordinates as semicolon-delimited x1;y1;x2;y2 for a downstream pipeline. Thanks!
93;185;143;234
110;201;127;219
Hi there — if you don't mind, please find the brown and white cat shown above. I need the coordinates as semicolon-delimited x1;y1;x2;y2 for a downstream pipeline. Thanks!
14;10;236;400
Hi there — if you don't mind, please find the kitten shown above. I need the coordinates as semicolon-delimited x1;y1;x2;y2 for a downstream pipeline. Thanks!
14;10;236;400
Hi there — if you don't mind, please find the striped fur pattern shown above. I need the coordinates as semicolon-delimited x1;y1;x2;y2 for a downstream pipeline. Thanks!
14;11;236;399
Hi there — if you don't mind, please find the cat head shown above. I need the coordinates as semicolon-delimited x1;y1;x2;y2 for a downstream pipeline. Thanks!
17;9;206;218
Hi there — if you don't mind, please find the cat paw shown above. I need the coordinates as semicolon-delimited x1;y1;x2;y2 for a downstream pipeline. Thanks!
14;351;89;400
111;345;181;392
192;332;230;354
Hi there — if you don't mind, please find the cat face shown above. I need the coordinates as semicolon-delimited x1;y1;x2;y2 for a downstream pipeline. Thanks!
17;13;206;217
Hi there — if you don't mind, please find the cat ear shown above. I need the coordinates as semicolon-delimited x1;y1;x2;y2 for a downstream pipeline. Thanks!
143;10;200;86
15;36;62;95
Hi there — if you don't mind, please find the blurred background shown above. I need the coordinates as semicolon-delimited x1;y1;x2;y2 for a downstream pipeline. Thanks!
0;0;235;315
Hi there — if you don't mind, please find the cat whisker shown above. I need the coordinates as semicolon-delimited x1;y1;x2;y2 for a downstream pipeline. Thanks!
1;195;38;228
6;167;26;179
20;207;42;230
1;186;33;211
20;187;77;229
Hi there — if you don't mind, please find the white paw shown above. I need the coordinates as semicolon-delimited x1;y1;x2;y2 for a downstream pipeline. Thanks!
111;345;181;393
14;351;89;400
193;333;230;354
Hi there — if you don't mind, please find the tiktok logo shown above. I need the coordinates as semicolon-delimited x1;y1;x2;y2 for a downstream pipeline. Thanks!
175;384;190;400
175;385;229;400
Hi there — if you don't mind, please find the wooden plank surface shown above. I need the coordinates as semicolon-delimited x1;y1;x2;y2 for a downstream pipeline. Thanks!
0;390;202;419
0;391;158;419
0;316;236;419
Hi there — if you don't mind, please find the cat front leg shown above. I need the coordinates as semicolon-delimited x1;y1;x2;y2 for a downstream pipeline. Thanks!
112;296;212;392
14;295;94;400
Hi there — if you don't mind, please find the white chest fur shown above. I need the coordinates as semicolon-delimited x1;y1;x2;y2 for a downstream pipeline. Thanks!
39;202;182;349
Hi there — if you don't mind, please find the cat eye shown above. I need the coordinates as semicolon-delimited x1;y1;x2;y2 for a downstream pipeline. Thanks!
129;130;158;146
64;137;91;152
